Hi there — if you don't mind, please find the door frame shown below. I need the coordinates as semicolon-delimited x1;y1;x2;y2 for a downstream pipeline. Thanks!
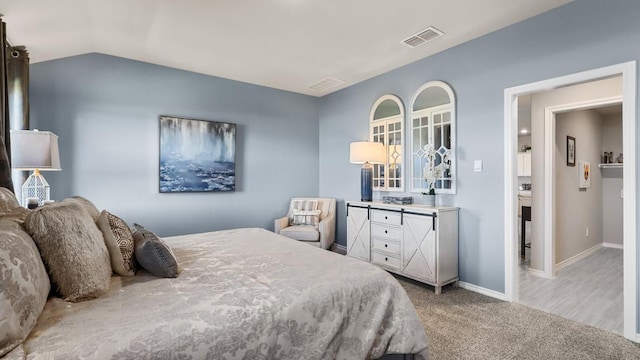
544;96;623;279
503;61;637;341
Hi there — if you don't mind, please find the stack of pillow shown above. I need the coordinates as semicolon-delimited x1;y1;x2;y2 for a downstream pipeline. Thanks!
0;187;179;357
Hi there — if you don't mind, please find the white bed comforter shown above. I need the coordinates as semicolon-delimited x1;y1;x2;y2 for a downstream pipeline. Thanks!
19;228;428;360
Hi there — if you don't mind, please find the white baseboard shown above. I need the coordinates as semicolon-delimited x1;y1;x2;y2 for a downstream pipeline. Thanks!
636;333;640;343
554;243;602;272
527;267;550;279
602;242;623;249
458;281;506;301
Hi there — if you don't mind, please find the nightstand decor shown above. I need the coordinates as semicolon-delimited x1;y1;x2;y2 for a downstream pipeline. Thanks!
382;196;413;205
10;130;61;207
349;141;384;202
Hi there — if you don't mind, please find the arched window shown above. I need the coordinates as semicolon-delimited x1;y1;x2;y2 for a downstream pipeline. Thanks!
410;81;456;194
370;95;404;191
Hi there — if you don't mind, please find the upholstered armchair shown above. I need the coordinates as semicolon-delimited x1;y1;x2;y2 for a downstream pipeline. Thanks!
274;197;336;250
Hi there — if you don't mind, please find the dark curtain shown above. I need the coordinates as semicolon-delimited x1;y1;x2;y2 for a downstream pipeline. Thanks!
7;46;30;195
0;18;13;192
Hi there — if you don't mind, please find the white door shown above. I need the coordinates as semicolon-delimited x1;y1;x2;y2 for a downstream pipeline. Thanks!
347;206;370;261
402;213;436;282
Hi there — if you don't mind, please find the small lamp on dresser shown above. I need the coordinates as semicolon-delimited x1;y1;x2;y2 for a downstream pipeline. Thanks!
10;129;61;207
349;141;385;202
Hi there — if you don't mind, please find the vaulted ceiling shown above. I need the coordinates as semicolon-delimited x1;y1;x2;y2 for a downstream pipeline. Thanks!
1;0;572;96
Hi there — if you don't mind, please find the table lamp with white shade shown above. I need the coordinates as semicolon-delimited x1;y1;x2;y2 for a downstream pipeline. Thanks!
349;141;385;202
10;130;61;207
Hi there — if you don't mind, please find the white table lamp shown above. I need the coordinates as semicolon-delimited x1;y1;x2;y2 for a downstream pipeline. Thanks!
10;130;61;207
350;141;385;202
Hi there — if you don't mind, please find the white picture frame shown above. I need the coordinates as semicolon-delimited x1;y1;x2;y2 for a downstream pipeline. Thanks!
578;161;591;188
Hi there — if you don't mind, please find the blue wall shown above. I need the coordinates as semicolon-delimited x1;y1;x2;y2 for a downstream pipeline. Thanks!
28;0;640;333
319;0;640;294
29;53;320;237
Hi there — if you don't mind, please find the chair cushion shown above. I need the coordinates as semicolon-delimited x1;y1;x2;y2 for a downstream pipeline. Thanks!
291;209;321;226
288;199;318;224
0;218;50;357
279;225;320;241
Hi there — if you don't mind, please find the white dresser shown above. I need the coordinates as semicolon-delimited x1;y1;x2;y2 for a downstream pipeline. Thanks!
346;201;459;294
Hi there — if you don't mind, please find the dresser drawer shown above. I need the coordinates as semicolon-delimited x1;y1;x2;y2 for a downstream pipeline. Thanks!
372;239;400;255
371;223;401;240
371;210;401;226
371;251;400;271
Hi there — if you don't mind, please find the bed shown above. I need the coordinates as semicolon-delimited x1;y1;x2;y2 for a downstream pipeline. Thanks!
8;227;428;359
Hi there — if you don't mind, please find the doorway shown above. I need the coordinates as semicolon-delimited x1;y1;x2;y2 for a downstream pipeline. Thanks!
519;99;624;335
503;62;637;341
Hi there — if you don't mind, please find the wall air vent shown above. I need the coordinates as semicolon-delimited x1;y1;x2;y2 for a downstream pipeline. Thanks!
401;26;443;48
308;77;345;91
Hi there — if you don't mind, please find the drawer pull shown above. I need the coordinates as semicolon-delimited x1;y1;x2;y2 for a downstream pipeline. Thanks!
385;216;388;219
385;257;388;261
384;230;388;234
384;244;388;248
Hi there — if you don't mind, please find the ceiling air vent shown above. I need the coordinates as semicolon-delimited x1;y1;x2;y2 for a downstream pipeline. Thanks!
401;26;443;48
308;77;345;91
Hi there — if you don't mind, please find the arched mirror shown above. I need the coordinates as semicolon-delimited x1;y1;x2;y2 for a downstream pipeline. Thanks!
410;81;456;194
370;95;404;191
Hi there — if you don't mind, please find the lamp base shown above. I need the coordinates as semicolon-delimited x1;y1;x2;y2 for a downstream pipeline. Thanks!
361;163;373;202
21;169;51;207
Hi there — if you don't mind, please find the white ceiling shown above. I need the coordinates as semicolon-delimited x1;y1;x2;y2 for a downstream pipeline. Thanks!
1;0;572;97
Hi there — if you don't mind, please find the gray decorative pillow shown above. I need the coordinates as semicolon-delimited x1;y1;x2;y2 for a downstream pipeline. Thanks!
61;196;100;220
96;210;137;276
131;224;180;278
24;201;112;302
0;218;50;357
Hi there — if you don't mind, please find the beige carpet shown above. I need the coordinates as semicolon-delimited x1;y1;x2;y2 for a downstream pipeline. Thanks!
398;277;640;360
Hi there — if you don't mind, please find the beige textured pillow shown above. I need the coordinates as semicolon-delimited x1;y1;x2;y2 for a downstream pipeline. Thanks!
0;187;19;215
0;218;50;357
24;201;112;302
61;196;100;220
96;210;137;276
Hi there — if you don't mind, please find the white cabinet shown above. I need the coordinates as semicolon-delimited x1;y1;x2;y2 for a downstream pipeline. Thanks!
346;205;370;261
518;152;531;176
346;201;459;294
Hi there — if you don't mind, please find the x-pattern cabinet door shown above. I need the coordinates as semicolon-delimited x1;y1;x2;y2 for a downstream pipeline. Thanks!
402;213;436;282
347;207;370;261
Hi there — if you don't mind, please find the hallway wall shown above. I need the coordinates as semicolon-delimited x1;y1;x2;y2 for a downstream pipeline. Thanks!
529;77;622;271
555;110;603;264
601;113;624;246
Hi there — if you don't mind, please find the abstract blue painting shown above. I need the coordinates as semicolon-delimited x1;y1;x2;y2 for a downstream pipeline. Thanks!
159;116;236;193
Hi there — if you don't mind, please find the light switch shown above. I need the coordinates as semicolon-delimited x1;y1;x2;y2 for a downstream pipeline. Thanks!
474;160;483;172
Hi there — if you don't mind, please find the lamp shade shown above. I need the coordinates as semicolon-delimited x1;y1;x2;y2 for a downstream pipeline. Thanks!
10;130;61;171
349;141;385;164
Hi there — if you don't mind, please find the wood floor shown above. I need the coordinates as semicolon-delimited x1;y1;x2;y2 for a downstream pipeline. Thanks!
518;247;623;335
